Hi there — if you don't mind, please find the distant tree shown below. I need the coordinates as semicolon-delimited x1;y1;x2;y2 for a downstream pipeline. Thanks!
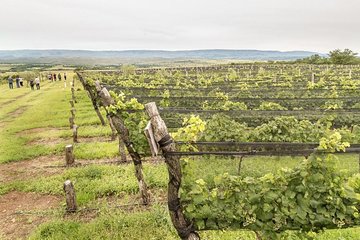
295;54;329;64
329;49;358;65
121;65;136;76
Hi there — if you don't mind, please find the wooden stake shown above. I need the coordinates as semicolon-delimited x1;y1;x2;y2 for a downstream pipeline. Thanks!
65;144;75;166
96;85;150;205
73;125;78;143
63;180;77;212
70;108;76;118
145;102;200;240
69;117;74;129
311;73;315;84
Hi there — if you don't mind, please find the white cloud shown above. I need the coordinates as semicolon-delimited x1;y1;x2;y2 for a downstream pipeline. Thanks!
0;0;359;52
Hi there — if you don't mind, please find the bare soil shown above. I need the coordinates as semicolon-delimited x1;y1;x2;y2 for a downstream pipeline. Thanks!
0;191;61;240
7;106;28;118
0;156;64;184
2;92;31;107
18;127;68;135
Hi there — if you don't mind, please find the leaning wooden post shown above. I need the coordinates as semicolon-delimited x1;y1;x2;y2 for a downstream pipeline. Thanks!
76;73;106;126
65;144;75;166
63;180;77;212
107;114;118;141
145;102;200;240
96;84;150;205
119;135;127;162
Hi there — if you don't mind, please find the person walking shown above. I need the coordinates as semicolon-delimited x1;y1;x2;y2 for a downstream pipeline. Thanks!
35;77;40;90
19;77;24;86
8;76;14;89
53;73;57;81
16;76;20;88
64;72;67;81
29;79;35;90
58;73;62;81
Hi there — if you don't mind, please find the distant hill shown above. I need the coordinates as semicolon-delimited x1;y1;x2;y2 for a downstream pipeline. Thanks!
0;49;323;64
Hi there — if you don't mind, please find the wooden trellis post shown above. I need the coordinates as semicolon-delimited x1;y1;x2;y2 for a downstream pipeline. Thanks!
73;125;78;143
71;86;77;103
64;180;77;212
107;114;118;141
70;108;76;119
145;102;200;240
76;73;106;126
119;136;127;162
93;80;125;142
65;144;75;166
69;116;74;129
95;83;150;205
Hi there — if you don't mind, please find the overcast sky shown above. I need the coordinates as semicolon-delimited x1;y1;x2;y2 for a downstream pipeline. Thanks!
1;0;359;53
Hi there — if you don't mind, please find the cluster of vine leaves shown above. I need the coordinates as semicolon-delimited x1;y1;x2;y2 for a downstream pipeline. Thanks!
178;118;360;239
106;91;150;156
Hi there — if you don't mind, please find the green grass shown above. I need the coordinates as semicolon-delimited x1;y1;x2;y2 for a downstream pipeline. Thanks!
0;78;115;163
8;163;167;205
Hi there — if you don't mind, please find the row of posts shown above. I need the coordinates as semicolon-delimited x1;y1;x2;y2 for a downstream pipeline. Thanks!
64;78;78;212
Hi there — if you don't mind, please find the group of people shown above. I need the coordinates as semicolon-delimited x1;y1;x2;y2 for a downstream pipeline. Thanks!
7;72;68;90
48;72;67;81
8;76;40;90
7;76;23;89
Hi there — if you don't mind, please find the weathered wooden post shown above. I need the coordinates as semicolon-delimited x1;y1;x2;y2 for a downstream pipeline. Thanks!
71;86;77;103
107;114;118;141
76;73;106;126
119;136;127;162
63;180;77;212
311;73;315;84
70;108;76;119
65;144;75;166
95;83;150;205
69;117;74;129
145;102;200;240
73;125;78;143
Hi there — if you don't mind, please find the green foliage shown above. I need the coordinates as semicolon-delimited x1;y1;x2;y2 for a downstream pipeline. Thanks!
181;134;360;239
203;114;248;142
256;102;287;111
173;115;205;146
329;49;359;65
296;54;329;64
202;92;247;111
251;116;327;142
107;91;149;156
121;64;136;76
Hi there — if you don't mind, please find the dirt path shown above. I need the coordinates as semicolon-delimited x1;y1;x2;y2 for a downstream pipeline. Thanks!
0;191;61;240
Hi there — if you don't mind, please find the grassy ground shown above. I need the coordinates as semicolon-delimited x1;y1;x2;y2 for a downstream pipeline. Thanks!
1;76;360;239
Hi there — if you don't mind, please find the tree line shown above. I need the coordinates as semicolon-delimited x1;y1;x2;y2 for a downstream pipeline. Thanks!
296;49;359;65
